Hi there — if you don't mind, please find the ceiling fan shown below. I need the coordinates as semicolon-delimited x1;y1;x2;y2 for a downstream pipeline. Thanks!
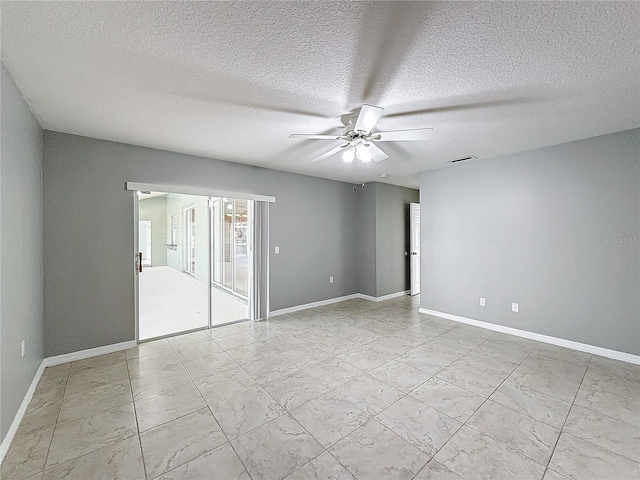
289;104;433;163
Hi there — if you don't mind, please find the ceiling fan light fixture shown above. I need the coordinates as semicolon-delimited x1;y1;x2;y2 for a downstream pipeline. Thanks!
356;145;372;163
342;147;355;163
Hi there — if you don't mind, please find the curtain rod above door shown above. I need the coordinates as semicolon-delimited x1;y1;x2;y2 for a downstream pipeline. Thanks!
125;182;276;203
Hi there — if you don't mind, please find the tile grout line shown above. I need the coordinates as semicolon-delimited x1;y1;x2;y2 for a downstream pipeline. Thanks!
124;355;150;480
407;344;541;480
541;354;593;479
39;365;71;475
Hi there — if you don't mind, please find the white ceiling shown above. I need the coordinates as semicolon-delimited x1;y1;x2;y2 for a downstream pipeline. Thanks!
2;1;638;188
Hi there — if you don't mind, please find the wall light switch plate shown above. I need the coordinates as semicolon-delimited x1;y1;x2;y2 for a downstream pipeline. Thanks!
275;246;280;254
512;302;519;313
21;340;26;358
480;297;486;307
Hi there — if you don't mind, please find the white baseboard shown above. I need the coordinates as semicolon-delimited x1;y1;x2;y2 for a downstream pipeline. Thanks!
44;340;137;367
269;294;360;317
1;339;137;464
0;360;45;464
269;290;411;317
419;308;640;365
358;290;410;302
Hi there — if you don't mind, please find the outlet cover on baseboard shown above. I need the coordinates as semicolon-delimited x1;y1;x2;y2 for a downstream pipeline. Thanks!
512;302;519;313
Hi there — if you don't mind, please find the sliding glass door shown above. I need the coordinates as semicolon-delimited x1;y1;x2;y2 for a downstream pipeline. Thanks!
135;187;267;340
211;197;251;325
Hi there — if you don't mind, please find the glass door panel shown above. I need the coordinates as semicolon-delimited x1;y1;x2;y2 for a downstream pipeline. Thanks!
138;192;209;340
234;199;249;296
210;197;251;326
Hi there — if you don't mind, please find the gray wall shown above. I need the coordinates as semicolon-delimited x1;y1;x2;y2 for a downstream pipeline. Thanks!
138;195;167;267
420;129;640;355
375;182;419;297
358;184;378;297
1;64;44;442
43;132;360;356
357;182;419;297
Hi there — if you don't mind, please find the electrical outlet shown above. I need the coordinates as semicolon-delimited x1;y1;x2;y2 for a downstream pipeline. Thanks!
21;340;26;358
480;297;486;307
275;246;280;254
512;302;519;313
329;276;334;283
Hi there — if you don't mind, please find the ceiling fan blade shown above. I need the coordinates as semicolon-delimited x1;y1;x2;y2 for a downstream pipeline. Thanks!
354;104;384;133
367;143;389;163
311;144;349;162
375;128;434;142
290;134;344;140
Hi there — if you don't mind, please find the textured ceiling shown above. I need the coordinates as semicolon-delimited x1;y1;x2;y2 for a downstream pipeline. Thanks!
2;1;638;188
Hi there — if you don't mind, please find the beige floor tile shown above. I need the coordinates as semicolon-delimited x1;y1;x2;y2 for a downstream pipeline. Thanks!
508;364;581;402
46;403;138;468
231;414;323;480
210;386;285;438
155;442;250;480
58;377;132;424
130;363;192;400
376;396;462;456
127;351;182;377
0;425;54;479
490;381;572;428
574;370;640;427
369;359;432;392
12;298;638;480
64;362;130;395
436;362;504;397
329;419;430;480
134;382;206;432
125;339;172;360
335;374;404;415
42;436;144;480
411;377;484;422
182;351;237;379
466;400;560;464
173;339;223;362
284;451;355;480
337;347;394;371
303;357;364;386
413;460;463;480
290;390;370;448
263;370;329;410
140;408;226;478
69;352;126;375
194;367;258;404
434;426;545;480
549;432;640;480
563;404;640;462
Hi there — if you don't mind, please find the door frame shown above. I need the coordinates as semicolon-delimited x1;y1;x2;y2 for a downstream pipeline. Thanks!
410;202;420;296
127;182;276;344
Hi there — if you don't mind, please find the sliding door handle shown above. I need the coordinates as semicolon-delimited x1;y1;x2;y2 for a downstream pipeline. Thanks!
138;252;143;272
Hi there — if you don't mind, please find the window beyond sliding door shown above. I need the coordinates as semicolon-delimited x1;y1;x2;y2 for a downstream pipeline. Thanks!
212;197;251;299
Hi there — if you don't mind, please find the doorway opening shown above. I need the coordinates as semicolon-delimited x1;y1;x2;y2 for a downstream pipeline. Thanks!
410;202;420;296
134;188;270;341
183;205;196;276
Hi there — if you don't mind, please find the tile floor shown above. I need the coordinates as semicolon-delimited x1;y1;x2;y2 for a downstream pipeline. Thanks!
2;296;639;479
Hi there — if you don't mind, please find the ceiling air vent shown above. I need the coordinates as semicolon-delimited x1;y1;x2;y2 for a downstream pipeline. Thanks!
449;156;477;164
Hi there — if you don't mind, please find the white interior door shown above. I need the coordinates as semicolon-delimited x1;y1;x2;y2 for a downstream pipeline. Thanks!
138;220;152;266
410;202;420;296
